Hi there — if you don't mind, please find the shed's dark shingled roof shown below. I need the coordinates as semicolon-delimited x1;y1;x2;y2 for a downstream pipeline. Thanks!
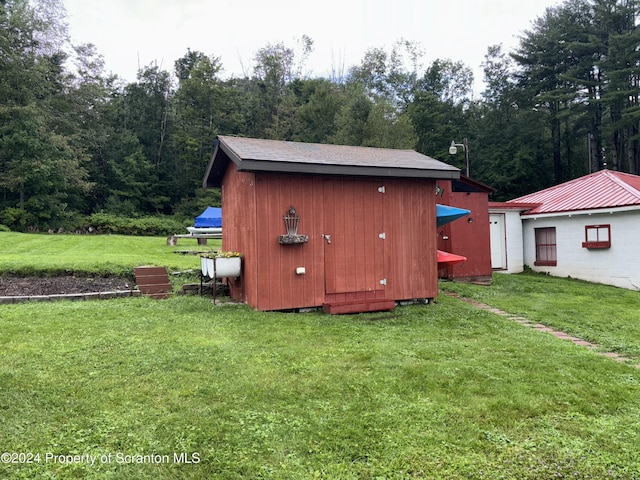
203;136;460;187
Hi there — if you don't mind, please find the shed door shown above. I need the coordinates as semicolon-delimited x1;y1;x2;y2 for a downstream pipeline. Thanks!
490;213;507;269
323;179;385;295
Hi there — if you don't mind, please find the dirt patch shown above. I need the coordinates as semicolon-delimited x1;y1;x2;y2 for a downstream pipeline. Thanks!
0;276;132;297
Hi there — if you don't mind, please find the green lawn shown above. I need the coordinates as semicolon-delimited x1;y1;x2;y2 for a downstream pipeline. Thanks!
1;296;639;478
441;271;640;363
0;232;219;277
1;237;640;478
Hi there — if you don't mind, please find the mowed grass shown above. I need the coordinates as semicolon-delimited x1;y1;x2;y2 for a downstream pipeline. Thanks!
441;271;640;363
1;296;639;479
0;232;218;277
1;235;640;478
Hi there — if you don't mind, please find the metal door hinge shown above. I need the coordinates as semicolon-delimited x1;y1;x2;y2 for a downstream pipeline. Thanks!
378;232;386;240
378;186;385;193
380;278;387;286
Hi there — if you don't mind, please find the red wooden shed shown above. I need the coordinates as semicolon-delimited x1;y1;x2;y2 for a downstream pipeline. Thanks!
202;136;460;313
436;176;495;285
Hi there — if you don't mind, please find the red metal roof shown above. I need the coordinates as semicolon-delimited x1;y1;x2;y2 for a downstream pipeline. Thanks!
511;170;640;215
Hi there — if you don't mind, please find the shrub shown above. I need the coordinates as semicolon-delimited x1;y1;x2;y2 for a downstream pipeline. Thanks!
86;213;185;236
0;207;35;231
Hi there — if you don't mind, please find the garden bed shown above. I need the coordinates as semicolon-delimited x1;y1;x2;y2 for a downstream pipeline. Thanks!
0;275;131;296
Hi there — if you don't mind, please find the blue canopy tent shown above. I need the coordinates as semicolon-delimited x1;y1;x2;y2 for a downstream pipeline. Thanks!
436;204;470;227
194;206;222;228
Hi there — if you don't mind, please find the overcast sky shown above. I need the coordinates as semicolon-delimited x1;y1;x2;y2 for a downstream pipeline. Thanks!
63;0;563;90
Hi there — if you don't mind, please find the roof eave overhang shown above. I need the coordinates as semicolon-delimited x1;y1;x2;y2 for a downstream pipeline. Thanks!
457;175;496;193
235;159;460;180
489;202;540;212
202;142;223;188
521;204;640;219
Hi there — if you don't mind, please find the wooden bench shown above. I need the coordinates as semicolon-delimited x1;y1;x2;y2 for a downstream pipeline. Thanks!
134;266;172;299
166;233;222;246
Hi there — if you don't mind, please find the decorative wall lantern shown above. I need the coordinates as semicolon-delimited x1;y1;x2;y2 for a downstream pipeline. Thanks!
279;206;308;244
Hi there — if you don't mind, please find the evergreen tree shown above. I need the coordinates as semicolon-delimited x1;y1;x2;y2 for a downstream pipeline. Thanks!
594;0;640;173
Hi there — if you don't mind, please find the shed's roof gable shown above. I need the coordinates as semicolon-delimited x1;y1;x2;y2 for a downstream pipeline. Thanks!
203;136;459;187
511;169;640;215
453;175;495;194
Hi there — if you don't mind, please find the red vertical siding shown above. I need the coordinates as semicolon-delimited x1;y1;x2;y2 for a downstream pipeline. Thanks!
324;178;384;296
364;181;384;292
221;168;439;311
437;182;493;282
253;173;326;311
323;180;337;295
253;173;278;309
322;178;387;305
300;176;325;306
384;178;438;300
222;165;257;305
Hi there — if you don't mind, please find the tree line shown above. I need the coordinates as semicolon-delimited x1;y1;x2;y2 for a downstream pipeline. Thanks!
1;0;638;231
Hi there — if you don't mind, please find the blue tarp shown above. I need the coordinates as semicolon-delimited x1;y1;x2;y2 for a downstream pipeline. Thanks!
436;204;470;227
194;206;222;228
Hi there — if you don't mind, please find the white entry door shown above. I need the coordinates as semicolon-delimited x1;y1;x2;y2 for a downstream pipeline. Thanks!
489;214;507;270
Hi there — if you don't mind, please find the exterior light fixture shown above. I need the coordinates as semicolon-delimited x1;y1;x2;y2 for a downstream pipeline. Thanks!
449;138;469;177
